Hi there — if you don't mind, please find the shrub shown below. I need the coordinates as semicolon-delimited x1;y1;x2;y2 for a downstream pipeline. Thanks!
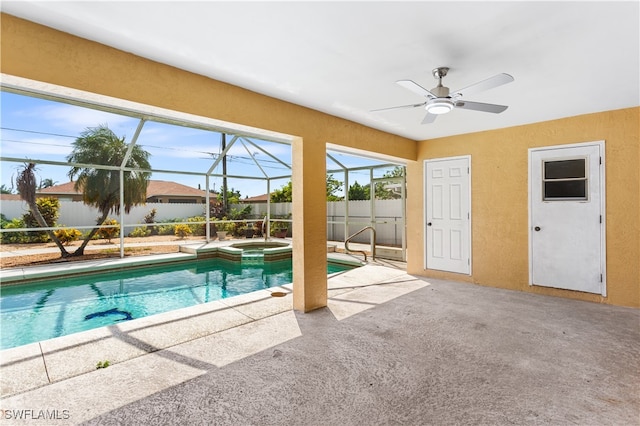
53;227;82;245
0;214;9;228
231;220;248;237
156;217;183;236
209;200;226;219
253;220;264;236
1;218;27;243
97;218;120;242
21;197;61;243
227;205;252;220
82;230;101;241
174;224;192;239
157;224;176;236
270;220;290;236
215;216;232;232
143;208;158;235
23;197;60;228
186;216;206;236
129;226;151;238
22;229;49;243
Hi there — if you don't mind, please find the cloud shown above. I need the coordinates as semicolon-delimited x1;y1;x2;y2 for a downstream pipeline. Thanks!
15;104;137;135
141;143;219;160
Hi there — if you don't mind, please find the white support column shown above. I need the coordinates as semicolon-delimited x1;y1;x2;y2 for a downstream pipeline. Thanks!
344;169;349;243
401;171;407;261
205;174;211;242
370;168;375;247
266;178;271;239
119;169;125;259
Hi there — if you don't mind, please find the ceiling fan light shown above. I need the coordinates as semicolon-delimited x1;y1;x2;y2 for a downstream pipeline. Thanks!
426;99;454;115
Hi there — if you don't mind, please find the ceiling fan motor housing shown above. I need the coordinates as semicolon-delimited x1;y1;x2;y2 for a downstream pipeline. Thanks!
428;74;453;115
431;85;450;97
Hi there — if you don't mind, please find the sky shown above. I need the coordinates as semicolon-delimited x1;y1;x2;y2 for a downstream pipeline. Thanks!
0;91;400;198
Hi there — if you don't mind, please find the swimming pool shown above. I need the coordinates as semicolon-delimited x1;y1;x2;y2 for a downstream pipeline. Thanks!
0;257;353;350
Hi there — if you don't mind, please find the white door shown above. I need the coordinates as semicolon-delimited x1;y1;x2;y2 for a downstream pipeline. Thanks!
424;156;471;274
529;142;605;295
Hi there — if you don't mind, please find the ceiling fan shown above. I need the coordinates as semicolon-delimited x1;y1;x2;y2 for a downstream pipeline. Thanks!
373;67;514;124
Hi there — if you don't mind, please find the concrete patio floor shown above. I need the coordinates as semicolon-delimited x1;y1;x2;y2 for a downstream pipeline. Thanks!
0;263;638;425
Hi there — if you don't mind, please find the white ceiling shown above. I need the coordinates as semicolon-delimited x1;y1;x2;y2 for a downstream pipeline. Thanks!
2;1;639;141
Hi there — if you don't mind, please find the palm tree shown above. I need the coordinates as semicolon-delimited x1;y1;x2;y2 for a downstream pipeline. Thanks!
67;125;151;256
38;178;58;189
15;163;70;257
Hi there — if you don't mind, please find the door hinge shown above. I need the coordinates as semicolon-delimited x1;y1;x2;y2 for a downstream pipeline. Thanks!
600;215;602;223
600;274;603;283
599;156;602;165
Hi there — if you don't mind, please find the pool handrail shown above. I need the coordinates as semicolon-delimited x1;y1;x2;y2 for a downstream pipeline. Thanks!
345;226;376;262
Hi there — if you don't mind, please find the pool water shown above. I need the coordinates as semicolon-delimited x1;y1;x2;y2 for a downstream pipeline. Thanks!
0;258;352;350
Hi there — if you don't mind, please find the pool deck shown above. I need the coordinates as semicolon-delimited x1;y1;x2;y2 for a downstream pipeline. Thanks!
1;244;638;424
0;239;385;397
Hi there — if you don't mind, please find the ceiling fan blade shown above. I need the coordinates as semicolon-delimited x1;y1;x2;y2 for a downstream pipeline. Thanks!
455;100;508;113
421;112;438;124
396;80;438;99
370;102;426;112
451;73;514;98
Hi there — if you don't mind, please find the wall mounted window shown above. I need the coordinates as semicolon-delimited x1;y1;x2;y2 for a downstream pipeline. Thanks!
542;158;588;201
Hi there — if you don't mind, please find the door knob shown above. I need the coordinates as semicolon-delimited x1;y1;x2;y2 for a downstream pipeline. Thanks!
534;226;541;231
427;222;432;226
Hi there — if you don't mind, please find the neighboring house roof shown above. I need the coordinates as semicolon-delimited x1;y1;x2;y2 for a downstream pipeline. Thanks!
37;180;210;199
145;181;209;198
0;194;23;201
242;193;270;203
38;181;78;196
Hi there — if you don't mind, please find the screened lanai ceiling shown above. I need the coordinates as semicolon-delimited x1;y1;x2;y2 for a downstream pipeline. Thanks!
2;1;639;141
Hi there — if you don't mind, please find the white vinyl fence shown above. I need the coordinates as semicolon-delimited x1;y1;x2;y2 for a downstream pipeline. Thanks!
239;202;292;220
327;199;403;246
1;199;403;246
1;200;206;234
238;200;404;246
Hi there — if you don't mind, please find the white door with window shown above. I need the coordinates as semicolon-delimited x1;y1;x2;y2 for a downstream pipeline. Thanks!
424;156;471;274
529;142;605;295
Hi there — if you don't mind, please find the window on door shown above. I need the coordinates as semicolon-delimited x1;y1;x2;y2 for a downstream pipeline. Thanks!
542;158;588;201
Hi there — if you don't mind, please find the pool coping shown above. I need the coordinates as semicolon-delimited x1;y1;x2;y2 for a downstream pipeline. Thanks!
0;252;198;284
0;261;418;399
0;239;363;285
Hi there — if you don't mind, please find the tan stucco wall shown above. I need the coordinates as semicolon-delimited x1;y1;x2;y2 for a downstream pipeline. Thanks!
407;108;640;308
1;14;416;312
0;14;415;158
2;14;638;308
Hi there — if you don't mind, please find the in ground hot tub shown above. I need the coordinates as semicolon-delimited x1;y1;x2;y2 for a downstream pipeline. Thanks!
230;241;292;261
